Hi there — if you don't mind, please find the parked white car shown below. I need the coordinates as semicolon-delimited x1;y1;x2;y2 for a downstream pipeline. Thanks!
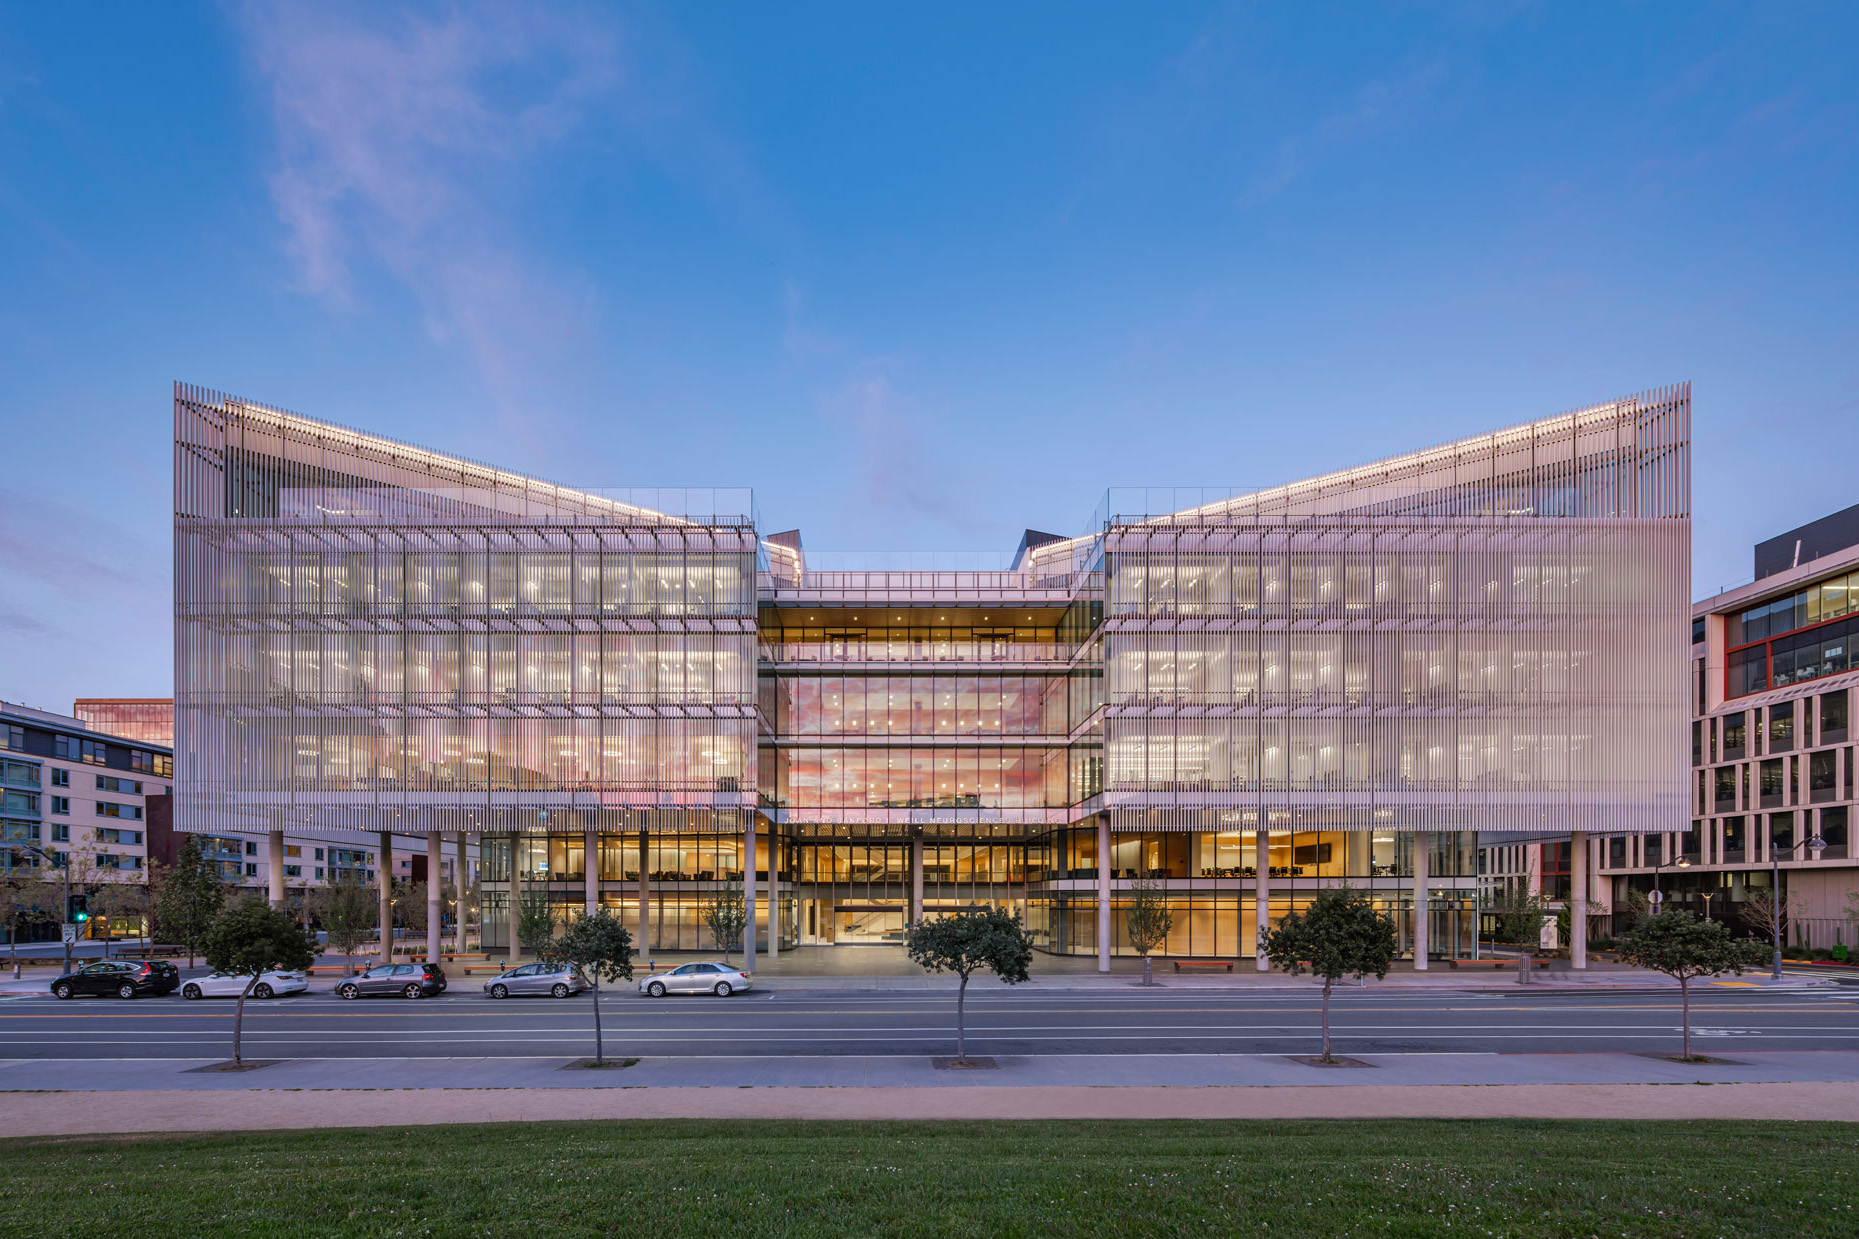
637;961;752;997
180;969;309;1000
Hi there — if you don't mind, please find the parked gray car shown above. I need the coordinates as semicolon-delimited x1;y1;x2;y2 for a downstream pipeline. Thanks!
484;963;589;999
637;961;752;998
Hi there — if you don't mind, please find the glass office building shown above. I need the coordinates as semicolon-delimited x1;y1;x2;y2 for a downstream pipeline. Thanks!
174;381;1691;964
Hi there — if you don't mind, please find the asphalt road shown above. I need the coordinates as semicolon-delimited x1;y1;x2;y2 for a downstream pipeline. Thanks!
3;982;1856;1060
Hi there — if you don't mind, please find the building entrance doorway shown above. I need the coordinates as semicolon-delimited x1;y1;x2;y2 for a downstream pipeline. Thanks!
832;903;907;944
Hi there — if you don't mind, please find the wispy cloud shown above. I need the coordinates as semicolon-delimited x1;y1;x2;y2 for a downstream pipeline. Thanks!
0;486;152;593
783;285;984;537
0;606;56;639
236;2;621;407
1239;58;1449;206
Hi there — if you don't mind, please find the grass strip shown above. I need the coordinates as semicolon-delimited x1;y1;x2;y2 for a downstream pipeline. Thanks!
3;1118;1855;1237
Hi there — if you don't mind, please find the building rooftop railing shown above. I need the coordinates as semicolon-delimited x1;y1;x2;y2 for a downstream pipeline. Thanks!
759;641;1078;665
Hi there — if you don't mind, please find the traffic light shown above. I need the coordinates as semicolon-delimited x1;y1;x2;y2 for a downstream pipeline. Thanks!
68;895;89;923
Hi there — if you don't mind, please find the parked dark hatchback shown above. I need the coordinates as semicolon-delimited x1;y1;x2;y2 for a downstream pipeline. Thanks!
51;959;181;1000
335;962;448;1000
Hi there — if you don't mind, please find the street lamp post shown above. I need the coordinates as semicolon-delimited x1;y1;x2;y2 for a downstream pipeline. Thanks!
1650;853;1691;900
8;844;72;976
1770;832;1827;980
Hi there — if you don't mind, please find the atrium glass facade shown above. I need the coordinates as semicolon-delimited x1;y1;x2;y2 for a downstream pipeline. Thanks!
175;382;1691;962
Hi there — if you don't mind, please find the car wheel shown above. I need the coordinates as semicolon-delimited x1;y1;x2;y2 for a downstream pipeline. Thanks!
117;984;137;1000
182;983;202;1000
253;983;274;999
551;983;570;998
647;981;666;998
53;983;72;1000
713;981;733;998
490;984;509;1000
403;984;424;999
337;984;359;1000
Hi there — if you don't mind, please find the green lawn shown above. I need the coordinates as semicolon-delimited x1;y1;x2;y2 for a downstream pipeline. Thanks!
4;1119;1855;1237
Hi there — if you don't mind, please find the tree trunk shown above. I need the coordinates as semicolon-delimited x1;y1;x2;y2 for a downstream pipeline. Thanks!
1680;974;1692;1061
593;974;604;1064
234;974;255;1067
1321;976;1333;1063
956;972;969;1062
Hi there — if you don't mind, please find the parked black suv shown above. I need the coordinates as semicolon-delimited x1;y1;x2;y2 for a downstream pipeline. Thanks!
50;959;181;1000
335;961;448;1000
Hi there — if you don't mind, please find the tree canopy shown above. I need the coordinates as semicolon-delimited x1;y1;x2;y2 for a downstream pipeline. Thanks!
307;875;377;973
515;887;558;959
538;910;635;1064
1262;886;1398;1063
1616;910;1767;1060
1124;876;1175;986
151;835;228;967
904;907;1033;1064
700;890;748;966
199;898;321;1066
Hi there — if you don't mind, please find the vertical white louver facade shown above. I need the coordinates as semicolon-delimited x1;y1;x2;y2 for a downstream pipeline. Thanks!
1095;384;1691;836
173;384;759;844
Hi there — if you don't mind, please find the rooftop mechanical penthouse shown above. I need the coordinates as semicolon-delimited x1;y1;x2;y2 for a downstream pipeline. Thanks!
173;382;1692;969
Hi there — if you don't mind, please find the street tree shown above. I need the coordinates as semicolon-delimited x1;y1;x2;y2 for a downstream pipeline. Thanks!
0;865;47;979
392;879;428;936
199;898;321;1067
1615;910;1767;1061
1489;881;1553;984
700;890;748;966
1740;887;1797;941
88;878;151;947
515;887;558;960
902;907;1033;1065
151;836;228;967
538;909;634;1065
306;875;377;976
1262;886;1397;1063
1124;876;1174;987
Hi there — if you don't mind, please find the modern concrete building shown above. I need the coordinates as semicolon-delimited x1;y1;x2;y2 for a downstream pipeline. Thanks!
173;381;1692;969
1;700;173;943
1584;503;1859;950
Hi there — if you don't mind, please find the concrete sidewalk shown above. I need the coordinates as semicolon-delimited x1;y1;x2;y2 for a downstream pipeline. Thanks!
3;1078;1857;1135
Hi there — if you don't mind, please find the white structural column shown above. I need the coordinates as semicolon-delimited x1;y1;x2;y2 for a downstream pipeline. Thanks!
583;826;599;917
267;828;286;908
506;830;522;962
378;831;395;963
910;833;924;923
455;834;470;952
1254;831;1272;972
636;831;651;966
1096;816;1112;973
425;833;442;963
1412;830;1430;971
1570;830;1588;970
743;822;759;967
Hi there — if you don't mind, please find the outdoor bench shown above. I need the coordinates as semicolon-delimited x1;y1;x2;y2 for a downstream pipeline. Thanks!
1446;958;1508;969
1172;959;1234;972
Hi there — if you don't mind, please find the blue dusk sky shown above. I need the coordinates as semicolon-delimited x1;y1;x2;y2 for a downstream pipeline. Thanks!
1;2;1855;711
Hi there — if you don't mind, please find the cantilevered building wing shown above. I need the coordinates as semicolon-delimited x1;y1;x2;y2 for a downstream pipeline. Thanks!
1091;384;1691;837
172;384;759;844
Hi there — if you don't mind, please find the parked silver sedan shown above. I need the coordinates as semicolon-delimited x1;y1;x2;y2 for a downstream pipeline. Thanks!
483;963;589;999
637;961;752;998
